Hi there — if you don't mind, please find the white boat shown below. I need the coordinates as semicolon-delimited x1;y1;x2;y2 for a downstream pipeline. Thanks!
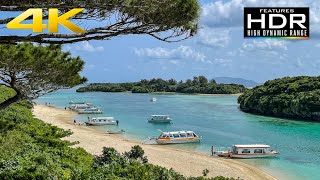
68;103;93;111
77;107;103;114
148;115;172;123
107;129;125;134
85;117;118;126
150;97;157;102
69;100;85;105
154;130;201;144
215;144;279;158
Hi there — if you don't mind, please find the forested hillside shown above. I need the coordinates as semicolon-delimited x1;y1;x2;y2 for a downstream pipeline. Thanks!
77;76;246;94
238;76;320;121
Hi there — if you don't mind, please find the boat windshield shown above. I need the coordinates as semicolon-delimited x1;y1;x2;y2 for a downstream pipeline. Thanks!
160;133;169;138
186;132;194;137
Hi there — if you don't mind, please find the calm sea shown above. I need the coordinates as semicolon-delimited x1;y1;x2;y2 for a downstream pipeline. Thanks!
35;88;320;180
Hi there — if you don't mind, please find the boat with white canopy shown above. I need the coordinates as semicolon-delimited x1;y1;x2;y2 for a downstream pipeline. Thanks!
152;130;201;144
148;115;172;123
215;144;279;158
85;117;118;126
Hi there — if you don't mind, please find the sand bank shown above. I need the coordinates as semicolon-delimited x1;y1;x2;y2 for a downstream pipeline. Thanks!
33;105;275;180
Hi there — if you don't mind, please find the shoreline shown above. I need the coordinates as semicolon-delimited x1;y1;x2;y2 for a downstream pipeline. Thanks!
33;105;275;180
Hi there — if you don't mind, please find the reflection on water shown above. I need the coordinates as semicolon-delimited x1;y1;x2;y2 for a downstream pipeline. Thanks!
36;89;320;180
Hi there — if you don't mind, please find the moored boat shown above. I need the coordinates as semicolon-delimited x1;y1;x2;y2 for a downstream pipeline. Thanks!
77;107;103;114
85;117;118;126
68;102;93;111
107;129;125;134
150;97;157;102
69;100;85;105
215;144;279;158
148;115;172;123
154;130;201;144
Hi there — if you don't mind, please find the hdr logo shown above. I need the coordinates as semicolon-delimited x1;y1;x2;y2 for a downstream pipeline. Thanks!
244;7;309;39
7;8;85;33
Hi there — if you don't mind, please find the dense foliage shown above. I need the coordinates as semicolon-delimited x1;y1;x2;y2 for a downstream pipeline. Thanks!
0;86;235;179
0;43;87;110
77;76;246;94
238;76;320;121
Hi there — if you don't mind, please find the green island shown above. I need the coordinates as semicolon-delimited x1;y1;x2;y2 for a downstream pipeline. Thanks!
76;76;246;94
0;85;234;179
238;76;320;121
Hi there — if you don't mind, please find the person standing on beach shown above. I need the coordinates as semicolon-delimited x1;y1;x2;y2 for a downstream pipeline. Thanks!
116;120;119;126
211;146;215;156
74;120;76;125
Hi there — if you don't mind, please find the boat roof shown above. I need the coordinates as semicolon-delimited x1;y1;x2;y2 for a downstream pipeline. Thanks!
233;144;270;148
93;117;114;119
161;130;195;134
69;101;85;104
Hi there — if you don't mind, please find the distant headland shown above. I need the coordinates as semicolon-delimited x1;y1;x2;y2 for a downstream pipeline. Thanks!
238;76;320;121
76;76;247;95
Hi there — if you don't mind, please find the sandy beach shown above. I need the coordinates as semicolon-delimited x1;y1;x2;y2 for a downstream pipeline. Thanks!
33;105;275;180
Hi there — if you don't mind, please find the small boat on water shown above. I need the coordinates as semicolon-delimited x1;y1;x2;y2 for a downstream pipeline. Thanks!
150;97;157;102
85;117;118;126
68;102;93;111
215;144;279;158
152;130;201;144
69;100;85;105
107;129;125;134
78;107;103;114
148;115;172;123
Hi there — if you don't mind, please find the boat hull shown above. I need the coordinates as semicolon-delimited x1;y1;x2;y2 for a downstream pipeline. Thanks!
231;154;277;158
85;122;116;126
148;120;172;123
78;111;103;114
217;152;278;158
156;138;201;144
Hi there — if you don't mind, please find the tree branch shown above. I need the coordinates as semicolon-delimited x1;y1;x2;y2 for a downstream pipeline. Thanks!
0;89;21;110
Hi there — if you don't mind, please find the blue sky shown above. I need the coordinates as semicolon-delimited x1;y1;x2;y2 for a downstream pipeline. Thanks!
2;0;320;83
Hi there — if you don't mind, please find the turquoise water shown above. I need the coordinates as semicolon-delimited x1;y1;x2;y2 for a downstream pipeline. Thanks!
36;88;320;180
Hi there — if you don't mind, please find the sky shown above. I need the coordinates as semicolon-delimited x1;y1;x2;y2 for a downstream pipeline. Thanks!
2;0;320;83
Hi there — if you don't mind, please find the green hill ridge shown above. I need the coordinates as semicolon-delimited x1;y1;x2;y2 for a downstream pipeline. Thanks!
238;76;320;121
77;76;246;94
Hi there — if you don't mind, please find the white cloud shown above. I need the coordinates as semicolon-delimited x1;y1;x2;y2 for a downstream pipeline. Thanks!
169;60;179;65
241;39;288;52
133;46;206;62
239;39;289;61
197;28;230;47
73;41;104;52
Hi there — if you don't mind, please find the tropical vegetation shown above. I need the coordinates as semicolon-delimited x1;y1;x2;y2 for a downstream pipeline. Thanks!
77;76;247;94
0;85;235;179
238;76;320;121
0;43;86;110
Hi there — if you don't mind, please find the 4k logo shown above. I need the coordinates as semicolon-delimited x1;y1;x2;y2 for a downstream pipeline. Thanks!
7;8;85;33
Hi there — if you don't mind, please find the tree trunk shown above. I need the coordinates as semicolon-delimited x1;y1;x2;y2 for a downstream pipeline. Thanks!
0;94;21;110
